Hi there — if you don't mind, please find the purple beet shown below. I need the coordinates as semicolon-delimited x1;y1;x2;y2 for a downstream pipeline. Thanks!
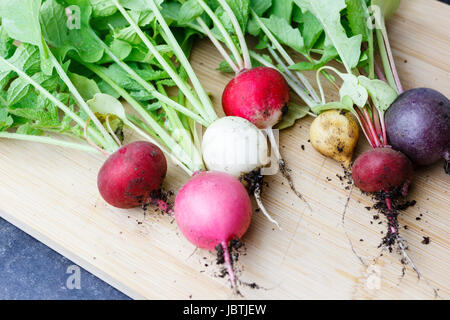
385;88;450;172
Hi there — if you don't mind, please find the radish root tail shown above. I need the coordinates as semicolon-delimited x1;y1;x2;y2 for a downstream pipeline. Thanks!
266;128;311;210
278;158;311;211
384;196;439;298
221;241;237;289
254;188;282;230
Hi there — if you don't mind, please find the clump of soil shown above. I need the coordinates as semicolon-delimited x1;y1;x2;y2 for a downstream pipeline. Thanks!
366;188;417;252
241;169;264;195
336;164;353;190
143;189;175;215
215;237;245;267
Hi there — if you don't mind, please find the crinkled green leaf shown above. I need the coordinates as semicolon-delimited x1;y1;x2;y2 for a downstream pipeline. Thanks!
294;0;362;72
261;15;305;54
6;71;59;107
268;0;293;21
16;122;44;135
0;107;13;131
70;73;101;100
345;0;368;42
250;0;272;16
217;0;250;33
89;0;118;17
40;0;69;48
178;0;204;24
311;100;354;114
0;26;15;59
0;44;41;90
339;73;368;108
357;76;398;112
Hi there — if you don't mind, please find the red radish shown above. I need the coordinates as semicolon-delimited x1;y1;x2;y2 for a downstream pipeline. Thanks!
97;141;167;209
222;67;290;129
174;171;252;286
352;148;414;194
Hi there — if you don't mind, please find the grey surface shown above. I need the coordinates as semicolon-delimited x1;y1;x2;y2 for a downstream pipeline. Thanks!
0;217;129;300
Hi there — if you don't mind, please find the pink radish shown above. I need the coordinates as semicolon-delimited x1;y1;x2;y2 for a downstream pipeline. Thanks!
98;141;167;209
174;171;252;287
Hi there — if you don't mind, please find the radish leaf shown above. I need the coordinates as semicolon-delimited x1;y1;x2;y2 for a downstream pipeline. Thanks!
293;0;362;73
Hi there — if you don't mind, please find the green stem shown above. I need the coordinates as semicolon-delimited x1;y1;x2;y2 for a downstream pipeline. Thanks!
148;0;217;124
216;0;251;69
0;56;107;149
376;28;397;92
87;31;209;127
156;83;204;171
196;17;240;73
368;31;375;79
0;132;100;154
380;19;403;93
111;0;213;126
48;53;117;152
196;0;244;70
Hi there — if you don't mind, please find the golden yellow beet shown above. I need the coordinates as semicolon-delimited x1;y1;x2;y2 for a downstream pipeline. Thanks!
309;110;359;168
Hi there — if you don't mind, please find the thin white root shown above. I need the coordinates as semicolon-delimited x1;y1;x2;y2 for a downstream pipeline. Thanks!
397;236;439;298
254;189;282;230
266;128;312;211
397;237;420;278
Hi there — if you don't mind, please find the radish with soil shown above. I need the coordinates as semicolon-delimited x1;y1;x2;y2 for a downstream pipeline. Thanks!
174;171;252;288
287;0;439;279
97;141;167;209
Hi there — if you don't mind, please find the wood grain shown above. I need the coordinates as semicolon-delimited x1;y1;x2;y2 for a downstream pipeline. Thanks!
0;0;448;299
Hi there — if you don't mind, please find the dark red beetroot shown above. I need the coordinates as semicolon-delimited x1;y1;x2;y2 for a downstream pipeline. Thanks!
385;88;450;168
222;67;290;129
97;141;167;209
352;147;414;193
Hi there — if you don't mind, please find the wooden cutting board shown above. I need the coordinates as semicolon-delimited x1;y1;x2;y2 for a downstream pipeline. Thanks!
0;0;448;299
